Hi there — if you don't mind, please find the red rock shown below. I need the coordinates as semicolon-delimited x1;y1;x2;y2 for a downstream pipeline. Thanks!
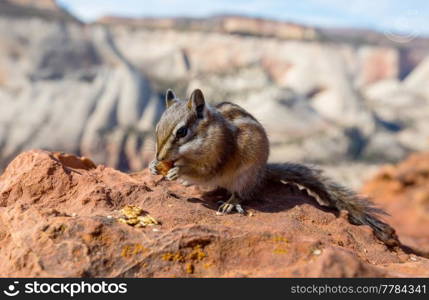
362;152;429;255
0;150;428;277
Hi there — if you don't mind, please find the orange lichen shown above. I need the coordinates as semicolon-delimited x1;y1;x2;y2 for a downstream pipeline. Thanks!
161;245;207;272
203;262;214;269
162;252;185;263
273;247;288;254
272;236;288;254
186;263;194;274
273;236;289;243
121;244;148;258
189;245;206;261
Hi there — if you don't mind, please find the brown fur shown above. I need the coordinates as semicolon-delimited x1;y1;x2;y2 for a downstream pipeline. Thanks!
216;102;258;122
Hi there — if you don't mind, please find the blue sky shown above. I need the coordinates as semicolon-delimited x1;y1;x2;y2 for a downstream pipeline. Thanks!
58;0;429;36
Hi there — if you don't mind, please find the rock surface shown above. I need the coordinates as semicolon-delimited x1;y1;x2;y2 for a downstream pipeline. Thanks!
0;150;428;277
362;152;429;255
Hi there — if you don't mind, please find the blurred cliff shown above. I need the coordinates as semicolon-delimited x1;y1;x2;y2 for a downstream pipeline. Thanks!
0;0;162;171
0;0;428;178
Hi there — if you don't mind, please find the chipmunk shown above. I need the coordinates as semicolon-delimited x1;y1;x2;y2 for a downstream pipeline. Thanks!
150;88;399;247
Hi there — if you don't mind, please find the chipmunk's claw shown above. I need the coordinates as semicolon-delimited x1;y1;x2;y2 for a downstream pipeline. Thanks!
166;166;180;181
149;160;159;175
216;194;245;215
235;204;245;214
216;202;245;215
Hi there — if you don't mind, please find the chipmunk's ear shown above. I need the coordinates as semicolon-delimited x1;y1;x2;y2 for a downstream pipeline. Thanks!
187;89;205;118
165;89;176;108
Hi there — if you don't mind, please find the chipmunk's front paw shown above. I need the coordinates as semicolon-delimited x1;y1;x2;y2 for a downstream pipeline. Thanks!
149;160;159;175
166;166;180;181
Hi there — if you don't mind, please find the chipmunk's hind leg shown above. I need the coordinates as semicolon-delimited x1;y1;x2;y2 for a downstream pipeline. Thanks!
217;193;245;215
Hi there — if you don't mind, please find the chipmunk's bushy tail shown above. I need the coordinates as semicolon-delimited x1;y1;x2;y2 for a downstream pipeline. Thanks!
265;163;399;247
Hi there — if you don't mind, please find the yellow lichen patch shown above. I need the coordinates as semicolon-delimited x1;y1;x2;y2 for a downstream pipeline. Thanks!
273;247;288;255
203;262;214;269
186;263;194;274
162;252;185;263
272;235;288;254
189;245;207;261
272;236;288;243
121;205;143;217
117;205;159;228
162;244;208;275
121;243;148;258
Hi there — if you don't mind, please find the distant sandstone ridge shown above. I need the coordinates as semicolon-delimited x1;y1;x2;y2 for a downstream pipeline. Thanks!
97;15;319;41
5;0;59;10
0;0;78;22
96;14;429;81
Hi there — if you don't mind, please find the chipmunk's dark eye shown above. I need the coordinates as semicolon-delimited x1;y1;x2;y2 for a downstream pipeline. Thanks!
176;126;188;138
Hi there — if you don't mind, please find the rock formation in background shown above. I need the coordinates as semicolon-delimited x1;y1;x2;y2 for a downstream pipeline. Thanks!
100;21;428;164
362;152;429;255
0;7;163;171
0;0;428;173
97;15;319;41
0;0;78;22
